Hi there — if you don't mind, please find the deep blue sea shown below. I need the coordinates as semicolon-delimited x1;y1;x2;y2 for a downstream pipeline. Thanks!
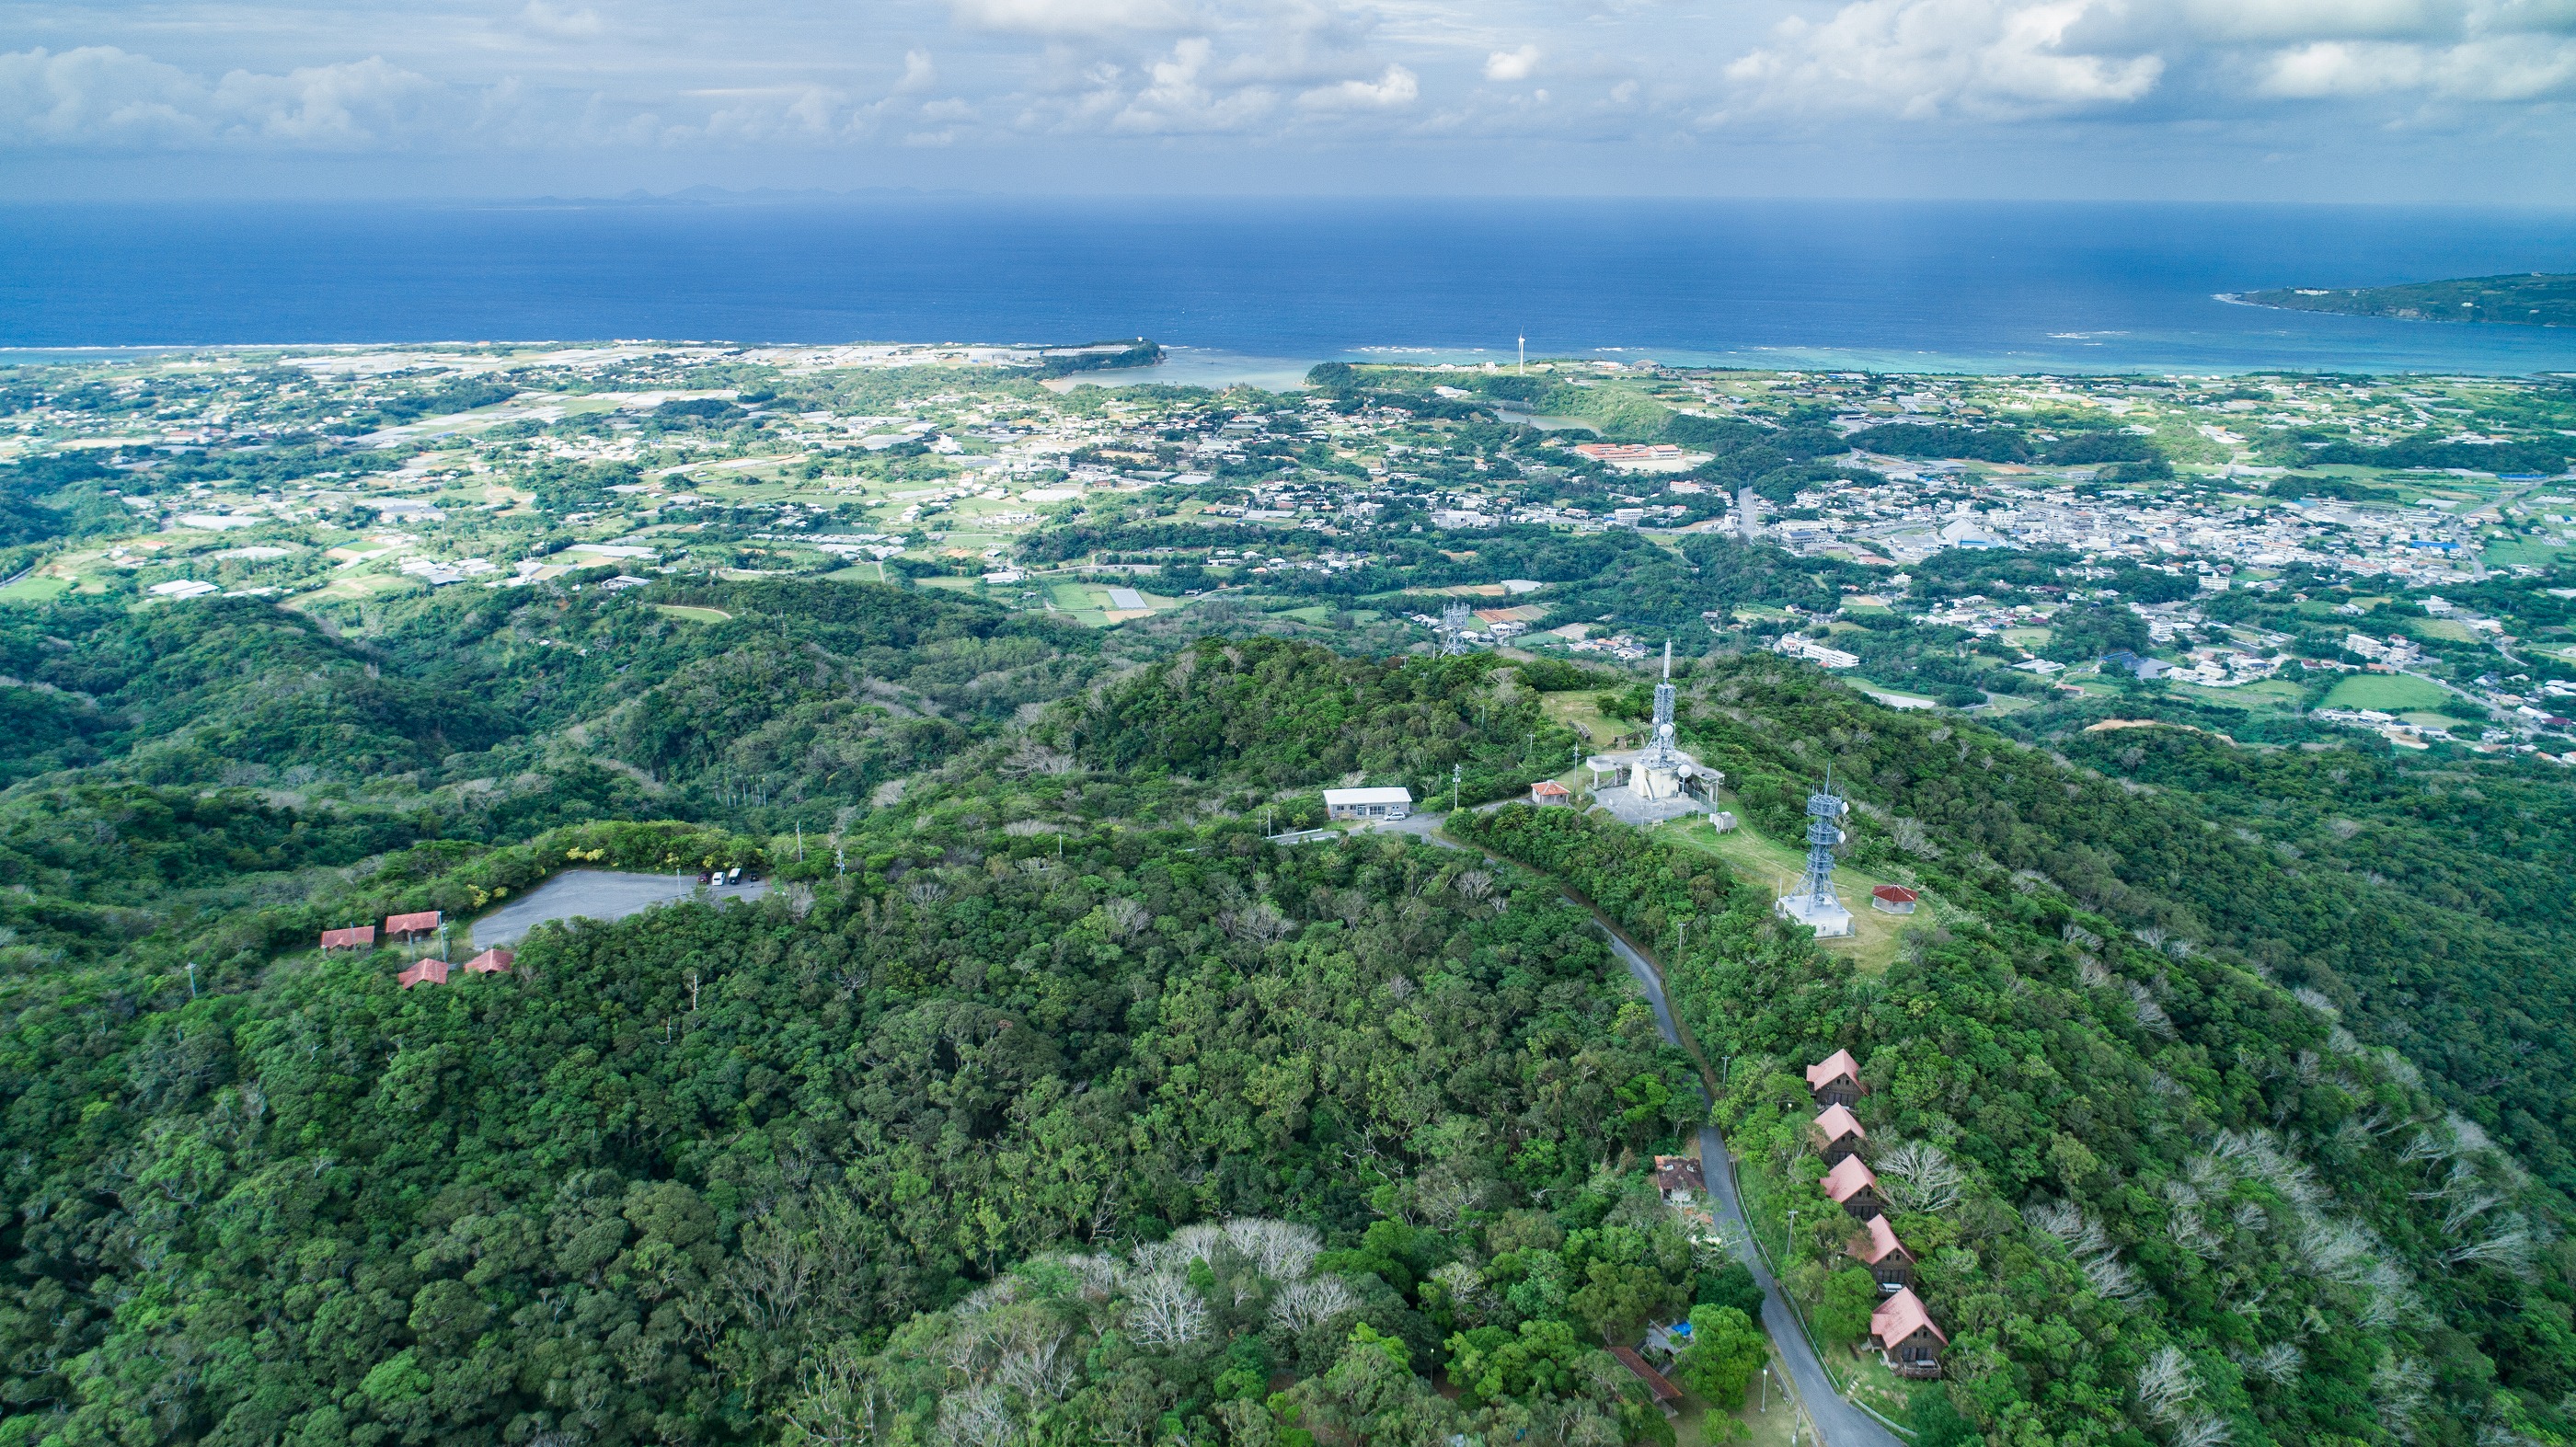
5;198;2575;377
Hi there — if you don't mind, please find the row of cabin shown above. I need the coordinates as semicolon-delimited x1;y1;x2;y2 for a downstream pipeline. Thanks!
318;911;445;952
1807;1049;1949;1381
398;948;513;989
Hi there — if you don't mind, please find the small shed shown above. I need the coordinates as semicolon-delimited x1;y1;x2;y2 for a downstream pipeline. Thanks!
1869;1288;1948;1378
464;947;513;975
319;924;376;951
1871;885;1920;915
397;959;449;989
1822;1154;1884;1219
384;910;443;941
1847;1214;1916;1292
1607;1345;1684;1413
1805;1048;1865;1108
1811;1104;1867;1166
1323;787;1412;821
1529;780;1574;807
1654;1154;1706;1202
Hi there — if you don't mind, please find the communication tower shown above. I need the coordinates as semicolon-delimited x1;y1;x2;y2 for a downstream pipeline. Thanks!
1776;768;1856;937
1440;601;1473;655
1643;640;1679;767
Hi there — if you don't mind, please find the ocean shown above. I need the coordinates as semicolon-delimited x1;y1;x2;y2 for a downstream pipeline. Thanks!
5;197;2574;378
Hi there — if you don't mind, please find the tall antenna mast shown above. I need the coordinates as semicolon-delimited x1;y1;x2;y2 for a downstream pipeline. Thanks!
1518;334;1526;375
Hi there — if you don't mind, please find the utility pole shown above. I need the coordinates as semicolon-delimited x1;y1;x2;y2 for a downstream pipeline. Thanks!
1452;763;1462;813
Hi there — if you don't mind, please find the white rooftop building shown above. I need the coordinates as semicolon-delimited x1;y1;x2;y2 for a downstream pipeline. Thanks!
1323;787;1412;821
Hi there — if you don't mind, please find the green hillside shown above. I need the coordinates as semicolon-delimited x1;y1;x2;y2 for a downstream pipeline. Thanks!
0;580;2566;1447
2240;272;2576;327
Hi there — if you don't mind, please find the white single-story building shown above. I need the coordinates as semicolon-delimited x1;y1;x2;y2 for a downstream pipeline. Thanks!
1323;787;1413;821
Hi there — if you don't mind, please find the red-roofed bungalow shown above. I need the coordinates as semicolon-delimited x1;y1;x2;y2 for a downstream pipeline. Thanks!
1805;1049;1864;1108
1871;885;1919;914
1529;780;1574;807
464;947;513;975
1847;1214;1916;1292
397;959;449;989
384;910;443;941
1822;1154;1884;1219
1869;1287;1947;1378
1811;1103;1867;1166
1608;1345;1683;1411
319;924;375;951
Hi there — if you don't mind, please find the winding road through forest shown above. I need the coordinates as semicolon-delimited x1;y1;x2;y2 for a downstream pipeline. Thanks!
1599;928;1905;1447
1402;810;1905;1447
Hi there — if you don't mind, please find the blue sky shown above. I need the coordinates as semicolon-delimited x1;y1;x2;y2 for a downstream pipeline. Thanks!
4;0;2574;201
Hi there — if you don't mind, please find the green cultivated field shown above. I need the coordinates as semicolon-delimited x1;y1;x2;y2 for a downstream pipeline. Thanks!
2323;672;2455;712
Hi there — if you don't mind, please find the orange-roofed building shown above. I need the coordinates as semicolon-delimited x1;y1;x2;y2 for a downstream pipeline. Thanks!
1869;1287;1947;1378
319;924;375;951
464;947;513;975
397;959;449;989
1812;1104;1867;1166
385;910;443;940
1847;1214;1915;1292
1529;780;1574;807
1822;1154;1883;1219
1806;1049;1864;1108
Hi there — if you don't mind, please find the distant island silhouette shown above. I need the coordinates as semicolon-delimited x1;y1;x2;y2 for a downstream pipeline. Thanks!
2232;271;2574;327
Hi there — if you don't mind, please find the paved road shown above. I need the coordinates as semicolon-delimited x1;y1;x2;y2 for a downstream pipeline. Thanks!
1402;812;1903;1447
1598;928;1905;1447
471;868;771;948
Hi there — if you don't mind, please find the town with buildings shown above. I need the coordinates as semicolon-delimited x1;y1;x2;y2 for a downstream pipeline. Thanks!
4;341;2570;759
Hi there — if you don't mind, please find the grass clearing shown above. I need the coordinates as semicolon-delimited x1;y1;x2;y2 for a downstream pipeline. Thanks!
650;604;732;624
1537;689;1627;752
2323;673;2454;713
0;574;73;604
1665;810;1915;975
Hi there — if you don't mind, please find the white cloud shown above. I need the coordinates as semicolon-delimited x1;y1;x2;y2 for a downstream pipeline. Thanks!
1296;63;1418;108
949;0;1196;36
1111;36;1279;131
1725;0;2165;119
0;45;451;147
1484;44;1541;81
897;49;938;94
520;0;604;40
2260;35;2576;97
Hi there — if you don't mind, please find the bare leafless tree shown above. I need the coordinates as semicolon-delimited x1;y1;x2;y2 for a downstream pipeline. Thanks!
1877;1141;1966;1214
1268;1275;1359;1333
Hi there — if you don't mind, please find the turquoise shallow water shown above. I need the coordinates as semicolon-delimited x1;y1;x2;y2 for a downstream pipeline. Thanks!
4;197;2573;375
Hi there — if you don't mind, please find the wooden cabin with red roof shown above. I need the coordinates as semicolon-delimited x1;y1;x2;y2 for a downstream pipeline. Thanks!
1805;1049;1864;1109
1811;1104;1867;1166
397;959;449;989
1821;1154;1884;1219
464;947;513;975
1847;1214;1915;1292
318;924;375;951
1869;1287;1947;1378
384;910;443;941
